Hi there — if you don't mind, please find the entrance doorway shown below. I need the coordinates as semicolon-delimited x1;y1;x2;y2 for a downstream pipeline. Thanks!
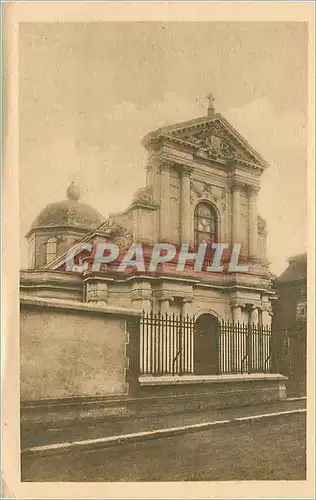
195;313;220;375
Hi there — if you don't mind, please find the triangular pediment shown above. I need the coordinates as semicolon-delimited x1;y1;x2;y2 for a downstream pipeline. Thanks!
144;113;268;169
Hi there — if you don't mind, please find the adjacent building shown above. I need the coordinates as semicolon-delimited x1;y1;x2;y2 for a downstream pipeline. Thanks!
273;253;307;330
272;253;307;396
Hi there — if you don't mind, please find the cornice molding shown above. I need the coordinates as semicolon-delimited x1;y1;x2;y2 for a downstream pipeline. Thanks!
20;295;140;317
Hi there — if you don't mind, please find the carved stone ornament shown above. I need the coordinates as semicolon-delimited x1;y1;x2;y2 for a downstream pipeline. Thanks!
262;303;273;314
190;181;204;201
190;181;226;210
230;299;246;310
103;219;133;249
182;297;193;304
131;288;153;301
220;198;226;213
112;235;133;249
157;294;176;303
204;183;213;196
132;185;156;206
257;215;267;233
86;282;108;303
211;186;224;201
179;121;235;160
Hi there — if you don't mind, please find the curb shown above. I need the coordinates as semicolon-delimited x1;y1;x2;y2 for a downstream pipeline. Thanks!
286;396;307;401
22;408;306;458
21;397;307;431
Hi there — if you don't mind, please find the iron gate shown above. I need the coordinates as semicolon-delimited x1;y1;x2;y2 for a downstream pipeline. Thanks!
271;323;307;396
140;312;272;376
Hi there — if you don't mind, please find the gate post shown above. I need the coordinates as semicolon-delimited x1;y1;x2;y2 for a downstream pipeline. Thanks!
270;325;279;374
247;324;253;374
216;320;221;375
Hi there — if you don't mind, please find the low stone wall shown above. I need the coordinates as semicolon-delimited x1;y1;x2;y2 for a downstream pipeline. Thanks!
20;296;140;402
21;373;287;430
20;296;287;428
136;374;287;414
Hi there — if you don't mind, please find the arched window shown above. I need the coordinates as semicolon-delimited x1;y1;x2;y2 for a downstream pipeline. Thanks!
194;202;218;247
46;237;57;264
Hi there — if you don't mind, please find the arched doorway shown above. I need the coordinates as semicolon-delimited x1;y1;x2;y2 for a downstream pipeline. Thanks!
195;313;220;375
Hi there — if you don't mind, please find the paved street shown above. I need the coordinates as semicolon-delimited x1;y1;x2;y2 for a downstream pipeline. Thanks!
21;398;305;449
22;413;306;482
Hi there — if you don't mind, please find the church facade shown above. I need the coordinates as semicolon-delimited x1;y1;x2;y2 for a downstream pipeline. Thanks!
20;99;289;416
21;100;274;327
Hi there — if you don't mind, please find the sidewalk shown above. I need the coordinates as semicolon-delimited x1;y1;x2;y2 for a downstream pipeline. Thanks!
21;397;306;452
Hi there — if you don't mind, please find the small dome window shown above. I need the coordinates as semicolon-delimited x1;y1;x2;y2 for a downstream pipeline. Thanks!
46;237;57;264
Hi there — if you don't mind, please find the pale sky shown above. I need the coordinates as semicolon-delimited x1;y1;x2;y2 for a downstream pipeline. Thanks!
19;22;307;275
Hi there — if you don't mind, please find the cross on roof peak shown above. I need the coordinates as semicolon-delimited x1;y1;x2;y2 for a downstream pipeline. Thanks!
207;92;215;116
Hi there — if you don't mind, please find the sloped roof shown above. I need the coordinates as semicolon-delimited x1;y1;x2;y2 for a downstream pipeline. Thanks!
276;253;307;284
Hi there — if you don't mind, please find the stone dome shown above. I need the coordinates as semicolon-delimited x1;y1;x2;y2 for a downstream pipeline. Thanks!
29;182;105;232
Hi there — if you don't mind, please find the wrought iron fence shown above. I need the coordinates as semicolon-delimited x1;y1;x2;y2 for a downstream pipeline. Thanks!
219;322;272;374
140;312;272;376
140;312;195;375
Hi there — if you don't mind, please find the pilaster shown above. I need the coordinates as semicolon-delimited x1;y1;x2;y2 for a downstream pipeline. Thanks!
232;305;242;323
231;299;246;323
248;185;260;260
231;180;243;245
159;163;171;242
182;297;193;317
160;298;170;315
262;305;273;327
131;281;153;313
180;166;193;245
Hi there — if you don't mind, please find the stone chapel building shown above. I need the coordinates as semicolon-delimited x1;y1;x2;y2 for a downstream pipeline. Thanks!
21;99;274;327
20;99;286;409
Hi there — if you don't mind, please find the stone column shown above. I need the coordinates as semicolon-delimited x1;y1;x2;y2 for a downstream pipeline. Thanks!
159;164;171;242
249;306;259;326
248;186;260;260
232;305;242;323
262;309;272;327
131;282;152;313
231;181;242;244
180;166;193;246
141;298;152;315
182;298;192;317
160;298;170;315
145;163;153;186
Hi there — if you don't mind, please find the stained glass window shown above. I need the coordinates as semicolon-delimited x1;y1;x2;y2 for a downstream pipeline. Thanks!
194;203;218;246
